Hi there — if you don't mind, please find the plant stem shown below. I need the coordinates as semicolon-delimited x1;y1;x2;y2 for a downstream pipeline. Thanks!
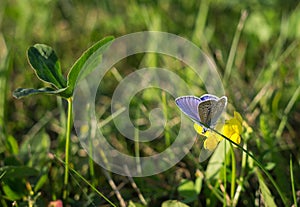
230;145;236;200
224;10;248;83
290;156;298;207
63;97;73;201
223;141;227;207
232;143;247;207
162;91;171;147
88;117;96;185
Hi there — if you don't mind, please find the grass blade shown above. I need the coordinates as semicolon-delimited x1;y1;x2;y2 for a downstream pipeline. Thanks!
290;156;298;207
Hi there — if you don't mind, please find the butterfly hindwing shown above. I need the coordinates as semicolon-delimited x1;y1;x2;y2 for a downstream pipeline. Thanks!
199;94;219;101
210;96;227;126
197;99;217;126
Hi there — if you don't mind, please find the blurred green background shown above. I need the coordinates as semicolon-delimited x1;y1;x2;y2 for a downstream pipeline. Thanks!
1;0;300;206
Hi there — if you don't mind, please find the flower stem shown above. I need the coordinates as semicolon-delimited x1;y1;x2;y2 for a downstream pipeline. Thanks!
290;155;298;207
230;145;236;200
223;142;227;207
63;97;73;201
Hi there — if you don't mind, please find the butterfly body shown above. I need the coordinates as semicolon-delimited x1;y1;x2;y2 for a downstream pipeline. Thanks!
175;94;227;133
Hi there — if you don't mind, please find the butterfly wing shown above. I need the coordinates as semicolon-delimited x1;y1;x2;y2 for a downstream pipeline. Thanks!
210;96;227;126
175;96;201;123
176;94;227;130
199;94;219;101
197;99;217;127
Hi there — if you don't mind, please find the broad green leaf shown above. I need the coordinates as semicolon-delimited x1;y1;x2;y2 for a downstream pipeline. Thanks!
2;181;25;200
0;166;38;180
205;140;230;180
161;200;190;207
256;169;277;207
13;87;63;99
178;179;198;203
59;36;114;98
13;36;114;99
27;44;66;89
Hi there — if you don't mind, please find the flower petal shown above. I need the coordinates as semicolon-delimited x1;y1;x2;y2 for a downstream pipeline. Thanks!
230;133;241;145
194;123;204;134
223;124;234;137
234;111;243;123
204;136;219;151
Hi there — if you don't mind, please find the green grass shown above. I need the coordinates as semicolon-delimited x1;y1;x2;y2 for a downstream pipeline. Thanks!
1;0;300;206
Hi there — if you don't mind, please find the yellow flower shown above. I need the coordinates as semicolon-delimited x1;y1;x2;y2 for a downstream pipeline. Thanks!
194;111;243;151
203;131;223;150
222;111;243;146
194;123;223;151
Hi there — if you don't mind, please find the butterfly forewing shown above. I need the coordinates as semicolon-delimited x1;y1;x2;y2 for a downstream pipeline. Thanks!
175;96;201;122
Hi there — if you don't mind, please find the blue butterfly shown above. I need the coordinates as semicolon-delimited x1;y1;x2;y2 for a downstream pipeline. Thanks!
175;94;227;133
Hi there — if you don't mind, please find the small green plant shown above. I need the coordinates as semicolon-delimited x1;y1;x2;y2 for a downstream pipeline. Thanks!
13;36;114;205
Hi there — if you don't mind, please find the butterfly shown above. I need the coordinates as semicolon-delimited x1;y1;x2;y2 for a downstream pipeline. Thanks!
175;94;227;133
175;94;227;161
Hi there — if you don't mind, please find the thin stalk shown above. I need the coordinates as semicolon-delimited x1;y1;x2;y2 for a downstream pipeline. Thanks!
223;141;227;207
230;145;236;201
207;181;224;202
134;110;141;174
192;0;210;49
276;85;300;138
290;156;298;207
224;10;248;83
63;97;73;201
162;92;171;146
102;170;126;207
232;143;247;207
0;173;8;207
88;137;95;185
89;118;97;185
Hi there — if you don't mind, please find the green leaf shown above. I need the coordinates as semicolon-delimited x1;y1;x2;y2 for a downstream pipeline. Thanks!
34;173;48;192
2;180;26;200
0;171;6;180
0;166;38;180
13;87;64;99
27;44;66;89
256;169;277;207
5;135;19;155
161;200;190;207
205;140;230;180
59;36;114;98
177;179;198;203
13;36;114;99
194;176;203;195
